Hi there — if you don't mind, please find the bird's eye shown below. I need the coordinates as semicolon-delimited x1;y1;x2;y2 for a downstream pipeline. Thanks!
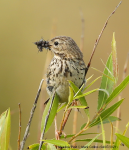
54;41;59;46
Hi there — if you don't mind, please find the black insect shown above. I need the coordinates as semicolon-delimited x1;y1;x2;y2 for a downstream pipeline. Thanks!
34;39;51;52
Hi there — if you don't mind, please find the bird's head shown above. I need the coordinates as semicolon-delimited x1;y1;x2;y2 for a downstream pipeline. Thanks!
34;36;83;59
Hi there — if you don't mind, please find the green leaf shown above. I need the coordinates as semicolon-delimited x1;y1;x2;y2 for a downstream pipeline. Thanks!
47;143;56;150
0;108;11;150
113;122;129;149
123;122;129;136
68;81;89;117
41;93;59;133
27;143;39;150
68;106;89;109
76;139;113;144
43;139;70;149
90;99;124;127
0;112;6;138
116;133;129;148
74;83;85;98
27;143;45;150
99;89;109;97
81;116;120;130
106;75;129;105
112;32;118;81
112;138;120;150
79;134;101;150
86;74;94;82
80;123;86;130
74;88;99;99
84;76;102;91
97;116;120;125
98;54;114;111
67;149;78;150
68;86;74;103
92;67;114;81
57;103;67;113
60;133;98;139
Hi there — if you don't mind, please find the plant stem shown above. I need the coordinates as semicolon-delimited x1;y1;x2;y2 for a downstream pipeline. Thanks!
39;91;56;150
20;79;44;150
59;102;74;136
68;122;89;143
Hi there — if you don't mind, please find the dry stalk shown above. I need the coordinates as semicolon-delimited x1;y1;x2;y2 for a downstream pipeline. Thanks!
85;1;122;76
59;101;75;136
68;1;122;144
20;79;44;150
115;52;129;133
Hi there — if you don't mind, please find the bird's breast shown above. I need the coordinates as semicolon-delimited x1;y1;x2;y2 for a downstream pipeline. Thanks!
46;57;86;102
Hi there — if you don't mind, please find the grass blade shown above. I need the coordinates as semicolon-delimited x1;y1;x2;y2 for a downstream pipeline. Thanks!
90;99;124;127
98;54;114;111
106;75;129;105
41;93;59;133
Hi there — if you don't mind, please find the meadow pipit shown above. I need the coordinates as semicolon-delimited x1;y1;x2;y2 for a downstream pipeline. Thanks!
35;36;86;103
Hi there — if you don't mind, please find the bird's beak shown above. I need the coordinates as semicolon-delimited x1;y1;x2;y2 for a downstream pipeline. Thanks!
34;39;52;52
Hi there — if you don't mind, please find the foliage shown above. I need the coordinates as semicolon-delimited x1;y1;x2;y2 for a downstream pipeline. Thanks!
27;32;129;150
0;108;11;150
1;33;129;150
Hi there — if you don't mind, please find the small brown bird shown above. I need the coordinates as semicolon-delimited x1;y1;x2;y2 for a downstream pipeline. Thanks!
35;36;86;103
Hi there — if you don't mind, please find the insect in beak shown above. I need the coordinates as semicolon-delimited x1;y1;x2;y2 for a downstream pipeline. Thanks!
34;39;51;52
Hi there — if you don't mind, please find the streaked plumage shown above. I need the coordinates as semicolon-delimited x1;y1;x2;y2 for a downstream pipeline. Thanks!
46;36;86;103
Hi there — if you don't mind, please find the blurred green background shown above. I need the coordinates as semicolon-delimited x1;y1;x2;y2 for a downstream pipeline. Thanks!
0;0;129;149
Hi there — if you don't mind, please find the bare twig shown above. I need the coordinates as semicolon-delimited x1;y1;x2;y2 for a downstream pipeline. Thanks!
62;106;73;131
68;1;122;143
18;103;21;150
20;79;44;150
60;101;75;135
38;91;56;150
115;52;129;133
85;1;122;76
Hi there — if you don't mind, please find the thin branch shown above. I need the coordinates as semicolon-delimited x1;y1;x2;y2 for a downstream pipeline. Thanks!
38;91;56;150
18;103;21;150
68;1;122;143
62;107;73;131
59;101;75;136
68;121;89;143
115;52;129;133
20;79;44;150
85;1;122;76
